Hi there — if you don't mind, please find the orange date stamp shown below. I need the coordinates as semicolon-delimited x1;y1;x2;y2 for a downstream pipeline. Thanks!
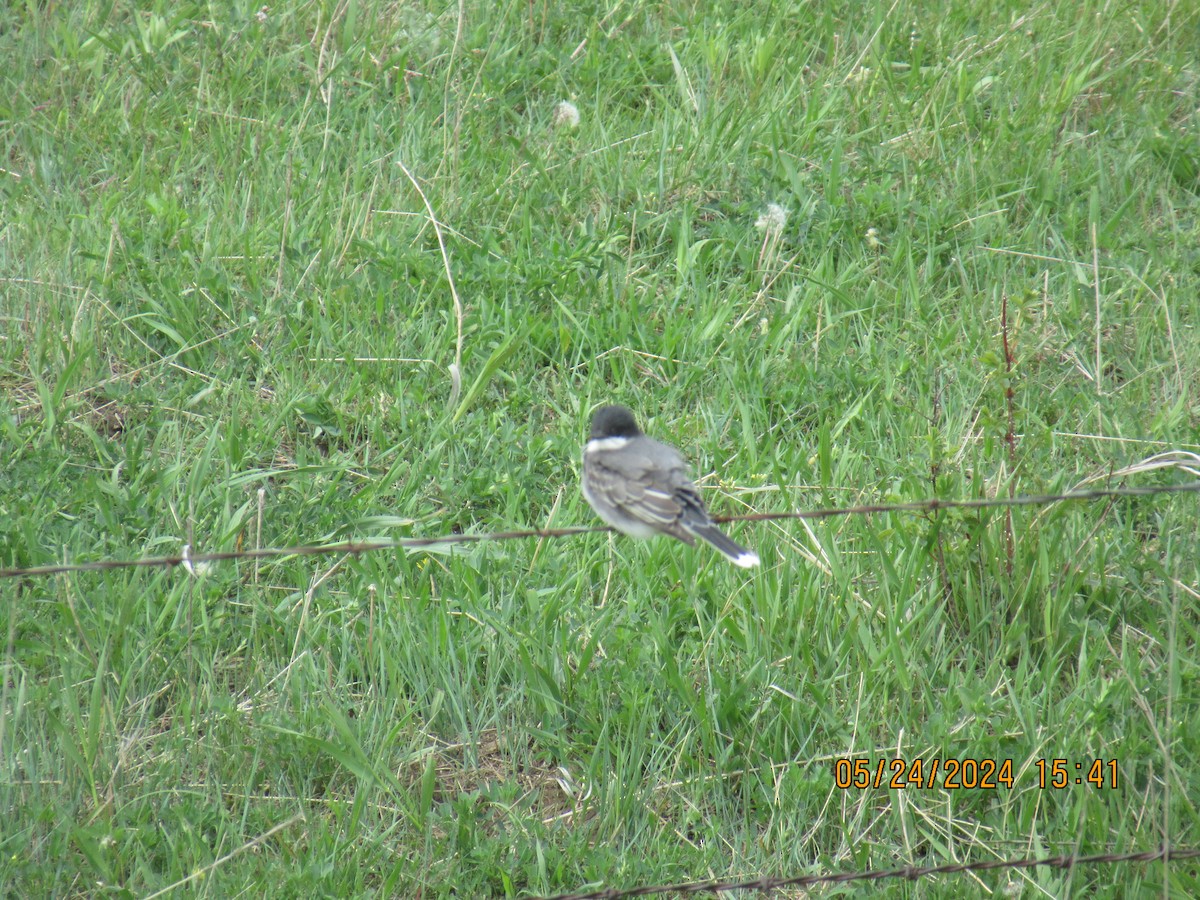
832;758;1119;790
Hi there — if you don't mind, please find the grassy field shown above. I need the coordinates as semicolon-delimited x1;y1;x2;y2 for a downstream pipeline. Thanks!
2;0;1199;896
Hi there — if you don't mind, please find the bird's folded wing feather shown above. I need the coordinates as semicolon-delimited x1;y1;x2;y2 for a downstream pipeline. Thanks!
593;463;679;524
592;453;690;528
672;483;713;527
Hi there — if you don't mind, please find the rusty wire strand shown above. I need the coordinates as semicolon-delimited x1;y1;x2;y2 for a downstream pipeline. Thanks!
2;480;1197;580
534;846;1200;899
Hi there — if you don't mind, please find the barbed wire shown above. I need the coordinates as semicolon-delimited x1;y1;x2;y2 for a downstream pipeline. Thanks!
534;845;1200;899
2;480;1197;580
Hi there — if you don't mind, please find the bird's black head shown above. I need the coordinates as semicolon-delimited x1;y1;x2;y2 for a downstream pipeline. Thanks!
589;405;642;439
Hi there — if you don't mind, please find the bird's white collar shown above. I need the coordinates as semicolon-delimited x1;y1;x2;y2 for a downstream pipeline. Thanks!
585;435;633;453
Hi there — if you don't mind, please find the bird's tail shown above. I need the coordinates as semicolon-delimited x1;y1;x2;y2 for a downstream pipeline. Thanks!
685;522;760;568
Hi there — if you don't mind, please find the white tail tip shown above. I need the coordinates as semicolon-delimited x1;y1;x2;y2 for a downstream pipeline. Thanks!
731;550;760;568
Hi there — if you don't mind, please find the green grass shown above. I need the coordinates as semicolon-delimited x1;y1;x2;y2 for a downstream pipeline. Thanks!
2;0;1199;896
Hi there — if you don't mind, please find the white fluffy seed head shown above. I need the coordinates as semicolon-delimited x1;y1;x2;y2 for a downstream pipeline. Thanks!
553;100;580;129
755;202;788;233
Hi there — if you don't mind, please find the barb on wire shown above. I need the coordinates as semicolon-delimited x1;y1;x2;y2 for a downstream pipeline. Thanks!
534;845;1200;900
2;481;1198;580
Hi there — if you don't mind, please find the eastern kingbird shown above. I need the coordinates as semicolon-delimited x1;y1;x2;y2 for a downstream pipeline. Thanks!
582;405;760;568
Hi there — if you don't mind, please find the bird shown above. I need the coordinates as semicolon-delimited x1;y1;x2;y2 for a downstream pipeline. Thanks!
581;404;760;568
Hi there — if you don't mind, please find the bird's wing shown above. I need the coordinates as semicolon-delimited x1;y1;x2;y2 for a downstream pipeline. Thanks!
671;481;715;529
596;441;696;536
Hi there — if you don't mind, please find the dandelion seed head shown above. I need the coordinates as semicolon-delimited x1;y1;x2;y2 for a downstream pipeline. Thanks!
553;100;580;129
755;203;788;233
